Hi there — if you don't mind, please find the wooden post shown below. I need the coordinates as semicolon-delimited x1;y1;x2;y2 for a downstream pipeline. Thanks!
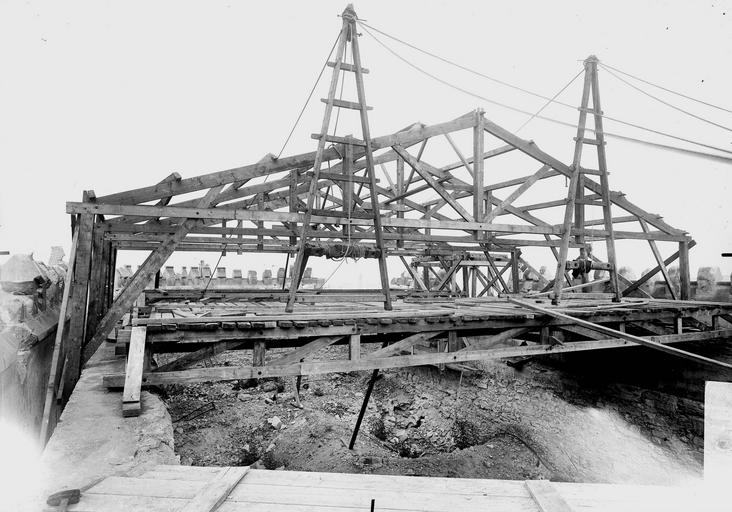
253;341;266;367
588;55;621;301
396;157;404;248
343;143;354;238
349;334;361;361
63;210;95;399
86;219;106;343
511;249;521;293
679;240;691;300
84;185;227;363
289;169;298;248
257;193;264;251
349;9;392;311
553;58;593;304
473;110;485;240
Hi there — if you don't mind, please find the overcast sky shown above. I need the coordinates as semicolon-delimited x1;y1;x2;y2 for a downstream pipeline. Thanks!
1;1;730;287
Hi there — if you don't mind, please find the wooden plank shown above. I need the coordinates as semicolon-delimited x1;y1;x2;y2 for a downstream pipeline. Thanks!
509;298;732;372
154;341;244;373
268;336;344;367
393;145;474;222
63;212;95;399
621;241;696;297
638;217;678;300
367;331;441;359
39;227;79;444
483;165;551;223
122;326;147;417
679;240;691;300
349;334;361;361
525;480;574;512
179;466;249;512
104;329;732;386
463;327;532;350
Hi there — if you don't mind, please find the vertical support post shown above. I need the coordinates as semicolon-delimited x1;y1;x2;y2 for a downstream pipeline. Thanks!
253;341;266;367
349;368;379;449
539;326;551;345
86;219;106;343
107;245;117;309
63;210;95;399
448;330;461;352
396;157;404;249
511;249;521;293
257;193;264;251
289;169;298;249
349;334;361;361
588;56;621;301
349;10;392;311
679;240;691;300
553;57;594;304
343;143;354;239
473;110;485;239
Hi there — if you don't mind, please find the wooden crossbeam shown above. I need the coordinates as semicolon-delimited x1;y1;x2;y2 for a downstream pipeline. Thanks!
393;145;474;222
96;115;475;206
84;186;227;361
621;240;696;297
103;329;732;386
483;165;551;223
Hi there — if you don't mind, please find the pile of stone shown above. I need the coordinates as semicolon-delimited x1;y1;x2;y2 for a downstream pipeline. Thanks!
0;249;67;374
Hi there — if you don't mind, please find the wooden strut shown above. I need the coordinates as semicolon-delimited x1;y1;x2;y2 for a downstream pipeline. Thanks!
509;298;732;372
349;368;380;450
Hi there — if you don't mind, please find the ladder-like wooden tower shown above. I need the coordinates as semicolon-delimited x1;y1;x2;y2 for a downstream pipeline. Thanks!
552;55;621;304
286;4;392;313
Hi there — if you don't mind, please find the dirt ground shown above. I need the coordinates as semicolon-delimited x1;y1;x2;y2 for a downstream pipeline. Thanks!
159;345;703;485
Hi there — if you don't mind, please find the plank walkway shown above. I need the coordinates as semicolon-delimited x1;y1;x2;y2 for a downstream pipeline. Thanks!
105;293;732;416
65;464;725;511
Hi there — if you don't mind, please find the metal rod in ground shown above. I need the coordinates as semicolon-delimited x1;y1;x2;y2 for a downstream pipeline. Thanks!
349;368;380;450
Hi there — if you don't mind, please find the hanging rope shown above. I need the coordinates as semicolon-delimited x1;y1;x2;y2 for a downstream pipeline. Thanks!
358;23;732;161
600;61;732;115
600;64;732;133
357;20;578;112
276;33;340;159
516;68;584;132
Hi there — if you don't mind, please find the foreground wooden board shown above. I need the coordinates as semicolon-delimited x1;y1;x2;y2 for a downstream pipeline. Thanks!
67;465;726;511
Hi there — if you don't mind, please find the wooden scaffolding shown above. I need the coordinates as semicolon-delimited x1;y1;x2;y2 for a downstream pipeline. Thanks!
41;5;731;439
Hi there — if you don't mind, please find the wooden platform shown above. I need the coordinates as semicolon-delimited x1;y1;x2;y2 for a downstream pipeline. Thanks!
65;464;725;511
102;290;732;416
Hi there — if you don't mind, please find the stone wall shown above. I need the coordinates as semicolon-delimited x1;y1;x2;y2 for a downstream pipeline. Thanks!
0;251;67;440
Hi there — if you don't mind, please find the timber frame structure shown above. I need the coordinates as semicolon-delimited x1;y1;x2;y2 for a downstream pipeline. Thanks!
41;5;732;438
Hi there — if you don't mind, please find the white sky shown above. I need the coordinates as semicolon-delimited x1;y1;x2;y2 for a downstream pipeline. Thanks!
1;1;730;287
